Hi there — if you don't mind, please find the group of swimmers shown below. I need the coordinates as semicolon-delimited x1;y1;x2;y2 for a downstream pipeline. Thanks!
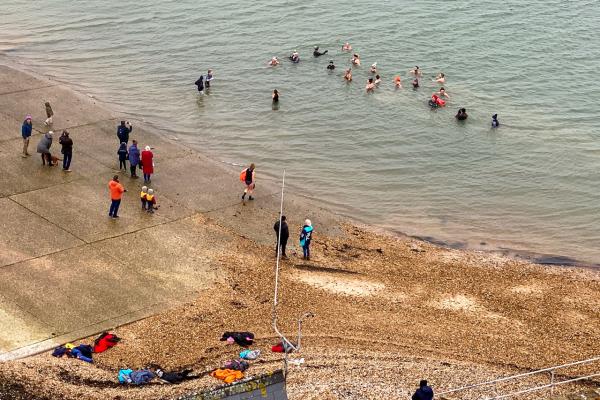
197;42;501;128
269;44;502;127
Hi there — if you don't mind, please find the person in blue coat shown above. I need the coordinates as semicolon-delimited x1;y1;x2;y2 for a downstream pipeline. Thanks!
21;114;33;157
299;219;314;261
128;139;140;178
412;380;434;400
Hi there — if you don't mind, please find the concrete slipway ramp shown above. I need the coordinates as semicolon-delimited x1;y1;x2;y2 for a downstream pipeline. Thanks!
0;60;341;361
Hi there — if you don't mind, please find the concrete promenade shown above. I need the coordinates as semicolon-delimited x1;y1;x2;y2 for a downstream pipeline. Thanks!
0;61;340;360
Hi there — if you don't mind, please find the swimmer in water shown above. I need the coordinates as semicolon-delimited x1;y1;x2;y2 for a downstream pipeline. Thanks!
436;87;450;99
268;57;280;66
194;75;204;93
455;108;468;120
342;42;352;51
327;60;335;70
491;114;500;128
206;69;214;88
370;63;377;74
272;89;279;103
410;66;422;77
374;74;381;85
436;73;445;84
366;78;375;92
289;51;300;63
351;53;361;66
394;76;402;88
412;77;419;89
313;46;328;57
429;94;441;108
344;68;353;81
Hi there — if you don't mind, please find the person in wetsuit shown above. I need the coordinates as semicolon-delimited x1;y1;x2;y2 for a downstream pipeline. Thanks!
272;89;279;103
313;46;328;57
289;51;300;63
412;77;419;89
327;60;335;70
194;75;204;92
492;114;500;128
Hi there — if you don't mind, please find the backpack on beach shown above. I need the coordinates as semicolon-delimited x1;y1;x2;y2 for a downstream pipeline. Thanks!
239;169;247;182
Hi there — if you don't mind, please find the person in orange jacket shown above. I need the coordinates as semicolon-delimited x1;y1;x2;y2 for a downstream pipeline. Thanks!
108;175;126;219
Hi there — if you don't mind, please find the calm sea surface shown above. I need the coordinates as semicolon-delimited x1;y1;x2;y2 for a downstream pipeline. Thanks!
2;0;600;264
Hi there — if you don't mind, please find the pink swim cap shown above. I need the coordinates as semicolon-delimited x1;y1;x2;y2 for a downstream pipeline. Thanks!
25;114;32;120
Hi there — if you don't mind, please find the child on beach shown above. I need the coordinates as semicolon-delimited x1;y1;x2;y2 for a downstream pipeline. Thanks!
44;101;54;127
145;188;157;213
140;186;148;210
117;142;128;171
240;163;256;201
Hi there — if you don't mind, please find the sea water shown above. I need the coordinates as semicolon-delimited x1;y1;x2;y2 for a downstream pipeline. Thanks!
2;0;600;264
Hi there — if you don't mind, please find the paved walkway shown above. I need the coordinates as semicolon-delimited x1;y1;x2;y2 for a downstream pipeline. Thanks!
0;61;341;360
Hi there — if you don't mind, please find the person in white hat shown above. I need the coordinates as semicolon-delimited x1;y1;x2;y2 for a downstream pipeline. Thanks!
299;219;314;261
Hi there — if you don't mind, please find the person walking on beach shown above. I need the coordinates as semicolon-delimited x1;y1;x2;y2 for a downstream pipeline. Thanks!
44;101;54;127
59;130;73;171
37;131;53;166
411;380;434;400
128;140;140;178
108;175;126;219
117;121;132;144
274;215;289;259
300;219;313;261
21;114;32;157
117;142;128;171
240;163;255;201
141;146;154;184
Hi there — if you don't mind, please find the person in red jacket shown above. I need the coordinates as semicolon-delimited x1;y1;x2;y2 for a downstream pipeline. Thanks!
108;175;126;219
141;146;154;184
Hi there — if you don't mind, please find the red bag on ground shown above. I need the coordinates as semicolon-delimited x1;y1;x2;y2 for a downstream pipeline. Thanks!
93;332;121;353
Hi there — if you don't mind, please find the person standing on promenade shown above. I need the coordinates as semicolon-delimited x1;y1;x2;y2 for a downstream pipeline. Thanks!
117;142;128;171
108;175;126;219
59;130;73;171
240;163;255;201
37;131;53;166
299;219;313;261
117;120;132;144
273;215;289;259
141;146;154;184
44;101;54;127
128;140;140;178
411;380;434;400
21;114;32;157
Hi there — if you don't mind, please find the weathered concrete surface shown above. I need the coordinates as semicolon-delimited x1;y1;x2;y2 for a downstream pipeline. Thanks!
0;58;343;358
180;370;288;400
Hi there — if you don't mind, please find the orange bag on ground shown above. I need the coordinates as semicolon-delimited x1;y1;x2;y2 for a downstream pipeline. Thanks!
211;368;244;384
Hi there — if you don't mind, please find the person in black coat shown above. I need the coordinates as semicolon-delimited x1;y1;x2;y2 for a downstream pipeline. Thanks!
58;130;73;171
273;215;289;259
412;380;434;400
117;120;132;144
